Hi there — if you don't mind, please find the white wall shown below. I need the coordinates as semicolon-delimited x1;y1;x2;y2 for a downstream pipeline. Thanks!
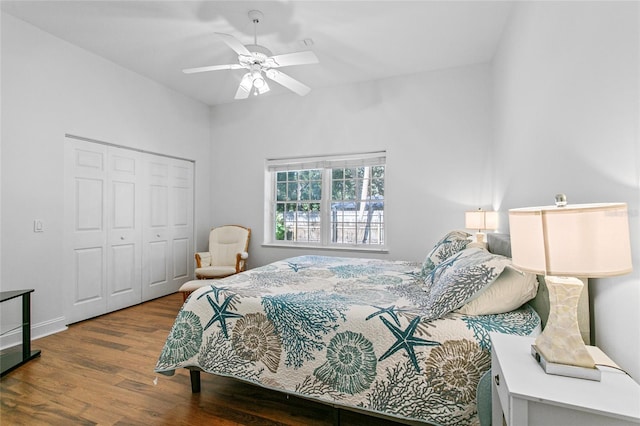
208;63;494;267
492;1;640;380
0;13;211;344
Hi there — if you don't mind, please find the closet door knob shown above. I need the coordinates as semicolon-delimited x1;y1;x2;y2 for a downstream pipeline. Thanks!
120;236;125;240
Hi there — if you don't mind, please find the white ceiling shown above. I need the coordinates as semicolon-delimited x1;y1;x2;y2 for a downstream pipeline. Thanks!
1;1;513;106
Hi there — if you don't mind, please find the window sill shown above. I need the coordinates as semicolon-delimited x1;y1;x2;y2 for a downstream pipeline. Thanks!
262;242;389;254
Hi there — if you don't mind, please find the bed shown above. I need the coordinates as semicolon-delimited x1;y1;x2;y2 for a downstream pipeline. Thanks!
155;231;543;425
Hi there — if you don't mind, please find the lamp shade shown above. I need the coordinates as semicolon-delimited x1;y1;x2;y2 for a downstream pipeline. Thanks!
509;203;632;277
465;210;498;231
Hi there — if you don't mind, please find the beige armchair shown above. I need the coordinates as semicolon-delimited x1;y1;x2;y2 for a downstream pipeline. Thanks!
195;225;251;279
179;225;251;301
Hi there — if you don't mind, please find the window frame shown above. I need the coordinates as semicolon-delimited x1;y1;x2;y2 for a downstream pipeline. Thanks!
263;151;388;252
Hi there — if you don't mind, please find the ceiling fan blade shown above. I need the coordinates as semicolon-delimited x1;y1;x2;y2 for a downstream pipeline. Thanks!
215;32;252;57
268;51;319;68
265;69;311;96
235;73;253;100
182;64;243;74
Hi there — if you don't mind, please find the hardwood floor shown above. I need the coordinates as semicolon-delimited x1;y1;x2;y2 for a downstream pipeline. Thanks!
0;293;406;426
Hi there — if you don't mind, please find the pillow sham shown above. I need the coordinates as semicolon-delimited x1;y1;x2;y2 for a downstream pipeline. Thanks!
420;230;471;277
421;247;511;321
456;265;538;316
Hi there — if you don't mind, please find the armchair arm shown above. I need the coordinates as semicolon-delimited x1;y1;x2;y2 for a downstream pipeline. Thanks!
195;252;211;268
235;251;249;273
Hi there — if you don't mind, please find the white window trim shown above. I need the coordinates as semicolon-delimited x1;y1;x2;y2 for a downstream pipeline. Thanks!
264;151;387;251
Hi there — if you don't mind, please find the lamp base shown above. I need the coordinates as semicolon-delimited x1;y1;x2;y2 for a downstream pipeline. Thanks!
533;275;601;380
535;276;596;365
531;345;601;381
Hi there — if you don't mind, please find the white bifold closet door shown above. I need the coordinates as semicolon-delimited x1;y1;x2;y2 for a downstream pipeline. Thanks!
64;137;193;324
142;156;193;301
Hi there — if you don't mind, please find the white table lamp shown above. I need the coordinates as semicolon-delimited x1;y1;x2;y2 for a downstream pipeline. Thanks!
465;209;498;244
509;197;632;380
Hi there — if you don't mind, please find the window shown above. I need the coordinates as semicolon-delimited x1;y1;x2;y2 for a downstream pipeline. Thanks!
265;152;386;249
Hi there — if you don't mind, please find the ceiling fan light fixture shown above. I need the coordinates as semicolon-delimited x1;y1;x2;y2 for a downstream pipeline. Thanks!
239;73;253;92
251;69;270;95
252;72;266;89
256;79;270;95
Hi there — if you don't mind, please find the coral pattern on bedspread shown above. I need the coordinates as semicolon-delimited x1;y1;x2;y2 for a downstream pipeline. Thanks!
155;256;539;426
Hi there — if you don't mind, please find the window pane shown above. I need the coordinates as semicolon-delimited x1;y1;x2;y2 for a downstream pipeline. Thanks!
371;179;384;196
332;181;343;200
311;181;322;200
299;181;310;200
277;183;286;201
372;166;385;177
344;180;355;200
287;182;298;201
275;202;287;240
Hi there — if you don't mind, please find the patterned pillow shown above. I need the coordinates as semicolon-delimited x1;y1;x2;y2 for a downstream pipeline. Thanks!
421;247;511;321
420;230;471;277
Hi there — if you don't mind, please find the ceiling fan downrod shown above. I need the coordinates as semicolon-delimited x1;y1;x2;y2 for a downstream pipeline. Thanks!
248;10;263;46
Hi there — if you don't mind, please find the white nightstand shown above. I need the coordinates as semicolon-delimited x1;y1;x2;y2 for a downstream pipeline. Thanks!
490;332;640;426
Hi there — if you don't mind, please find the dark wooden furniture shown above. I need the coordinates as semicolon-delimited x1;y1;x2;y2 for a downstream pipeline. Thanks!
1;289;41;376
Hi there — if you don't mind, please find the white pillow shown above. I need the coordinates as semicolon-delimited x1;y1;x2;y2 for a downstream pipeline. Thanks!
456;265;538;315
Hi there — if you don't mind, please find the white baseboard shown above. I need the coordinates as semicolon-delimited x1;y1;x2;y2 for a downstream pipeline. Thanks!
0;316;67;350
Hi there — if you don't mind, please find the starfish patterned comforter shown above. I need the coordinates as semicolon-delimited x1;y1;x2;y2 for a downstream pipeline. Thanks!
155;255;540;425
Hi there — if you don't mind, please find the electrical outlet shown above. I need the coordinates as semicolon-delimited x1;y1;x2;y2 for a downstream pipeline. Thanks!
34;219;44;232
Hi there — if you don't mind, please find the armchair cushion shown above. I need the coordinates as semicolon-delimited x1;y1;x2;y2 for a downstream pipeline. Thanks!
195;266;238;279
209;226;250;267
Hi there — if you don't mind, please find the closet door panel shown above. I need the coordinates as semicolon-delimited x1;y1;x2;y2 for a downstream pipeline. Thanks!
142;159;171;300
172;237;189;279
74;247;104;302
65;140;108;323
150;185;168;226
142;157;194;300
170;162;193;282
110;244;136;294
106;147;142;311
149;241;168;284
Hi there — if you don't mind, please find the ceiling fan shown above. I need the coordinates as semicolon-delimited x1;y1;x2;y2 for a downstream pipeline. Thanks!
183;10;319;100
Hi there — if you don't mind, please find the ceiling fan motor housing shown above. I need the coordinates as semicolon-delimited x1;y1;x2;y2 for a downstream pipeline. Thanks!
244;44;273;59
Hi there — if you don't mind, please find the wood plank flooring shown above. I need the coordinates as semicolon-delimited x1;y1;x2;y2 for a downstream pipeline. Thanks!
0;293;407;426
